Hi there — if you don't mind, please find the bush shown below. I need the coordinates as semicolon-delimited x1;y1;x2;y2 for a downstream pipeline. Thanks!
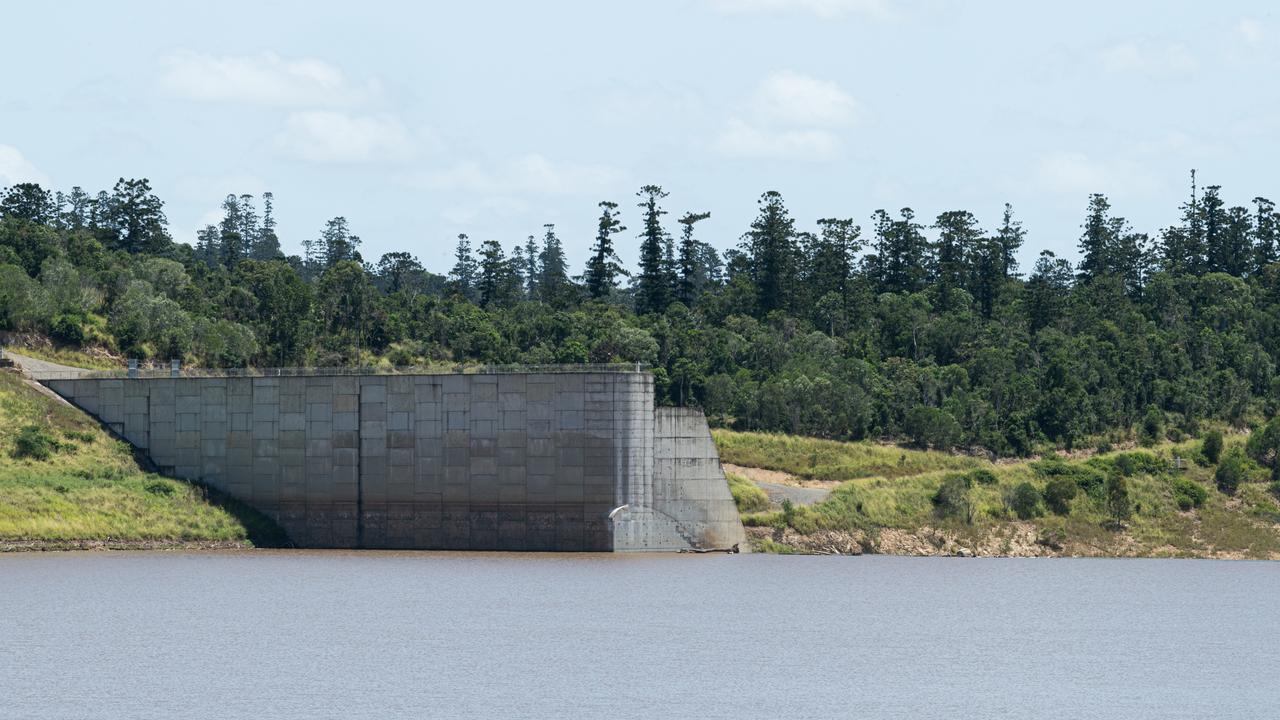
1107;451;1165;477
967;468;999;486
1172;477;1208;511
12;424;60;460
62;429;95;444
1246;417;1280;472
931;473;973;523
904;406;962;451
1007;482;1043;520
1215;449;1248;495
1105;474;1132;520
1201;430;1224;465
145;480;175;496
1139;405;1164;447
50;313;86;345
1043;476;1078;515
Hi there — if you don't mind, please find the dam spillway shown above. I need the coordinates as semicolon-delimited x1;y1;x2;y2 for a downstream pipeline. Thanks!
41;368;747;552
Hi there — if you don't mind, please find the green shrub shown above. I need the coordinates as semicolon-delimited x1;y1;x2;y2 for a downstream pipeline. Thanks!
1006;482;1043;520
61;429;96;444
931;473;973;523
967;468;999;486
12;425;60;460
1043;476;1078;515
1246;417;1280;472
50;313;86;345
1201;430;1224;465
1172;477;1208;510
1215;449;1248;495
1139;405;1164;447
1106;451;1165;477
1031;456;1072;476
145;480;175;496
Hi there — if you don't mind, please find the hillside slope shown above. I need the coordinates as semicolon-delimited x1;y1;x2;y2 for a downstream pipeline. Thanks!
0;368;283;549
716;430;1280;559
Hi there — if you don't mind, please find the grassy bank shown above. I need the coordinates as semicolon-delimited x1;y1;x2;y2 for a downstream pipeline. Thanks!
0;370;283;548
719;430;1280;559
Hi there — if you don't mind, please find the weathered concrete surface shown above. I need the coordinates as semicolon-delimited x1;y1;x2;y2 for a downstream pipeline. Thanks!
42;371;746;552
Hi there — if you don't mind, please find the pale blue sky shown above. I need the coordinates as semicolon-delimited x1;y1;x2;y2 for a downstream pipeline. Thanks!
2;0;1277;273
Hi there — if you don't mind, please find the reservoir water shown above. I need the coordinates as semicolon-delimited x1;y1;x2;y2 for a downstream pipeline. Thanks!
1;552;1276;719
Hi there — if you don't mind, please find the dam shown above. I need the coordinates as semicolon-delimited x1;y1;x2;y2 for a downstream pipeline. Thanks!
38;366;747;552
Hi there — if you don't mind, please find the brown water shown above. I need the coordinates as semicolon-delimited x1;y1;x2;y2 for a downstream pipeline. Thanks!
1;552;1277;719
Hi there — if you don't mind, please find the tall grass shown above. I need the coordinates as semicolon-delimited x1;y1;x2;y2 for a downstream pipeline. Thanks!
713;429;980;482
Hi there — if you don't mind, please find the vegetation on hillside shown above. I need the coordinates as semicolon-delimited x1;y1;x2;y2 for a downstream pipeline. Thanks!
0;370;283;547
3;174;1280;457
726;429;1280;558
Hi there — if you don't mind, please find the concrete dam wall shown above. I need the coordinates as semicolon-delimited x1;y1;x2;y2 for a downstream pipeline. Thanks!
42;370;746;552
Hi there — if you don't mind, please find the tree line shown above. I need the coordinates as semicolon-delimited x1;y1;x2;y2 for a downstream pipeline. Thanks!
2;172;1279;456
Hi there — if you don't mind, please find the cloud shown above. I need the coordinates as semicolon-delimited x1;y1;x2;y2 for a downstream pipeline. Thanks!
0;145;50;186
1238;18;1263;45
753;70;859;127
713;118;840;159
1035;152;1158;196
714;71;857;160
708;0;891;19
1099;41;1197;76
427;153;621;195
160;50;376;106
274;112;416;164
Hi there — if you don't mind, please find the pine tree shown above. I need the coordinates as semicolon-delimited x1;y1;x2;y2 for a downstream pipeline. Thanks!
449;233;478;301
807;217;860;311
1254;197;1278;271
868;208;928;294
250;191;282;260
969;234;1004;319
509;241;529;298
676;211;711;305
195;225;220;267
477;240;512;307
537;224;573;307
743;190;799;315
932;210;981;311
994;203;1025;278
584;200;628;299
1077;193;1115;282
318;216;360;268
635;184;671;314
1;183;57;224
1026;250;1074;332
1201;185;1229;274
1220;205;1253;277
523;235;540;298
56;186;93;230
219;194;246;268
1162;170;1206;275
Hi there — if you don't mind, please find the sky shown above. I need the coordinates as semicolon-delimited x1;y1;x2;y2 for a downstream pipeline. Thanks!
2;0;1277;274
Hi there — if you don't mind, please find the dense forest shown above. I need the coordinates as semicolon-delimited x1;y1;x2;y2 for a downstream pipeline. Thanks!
2;174;1279;456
